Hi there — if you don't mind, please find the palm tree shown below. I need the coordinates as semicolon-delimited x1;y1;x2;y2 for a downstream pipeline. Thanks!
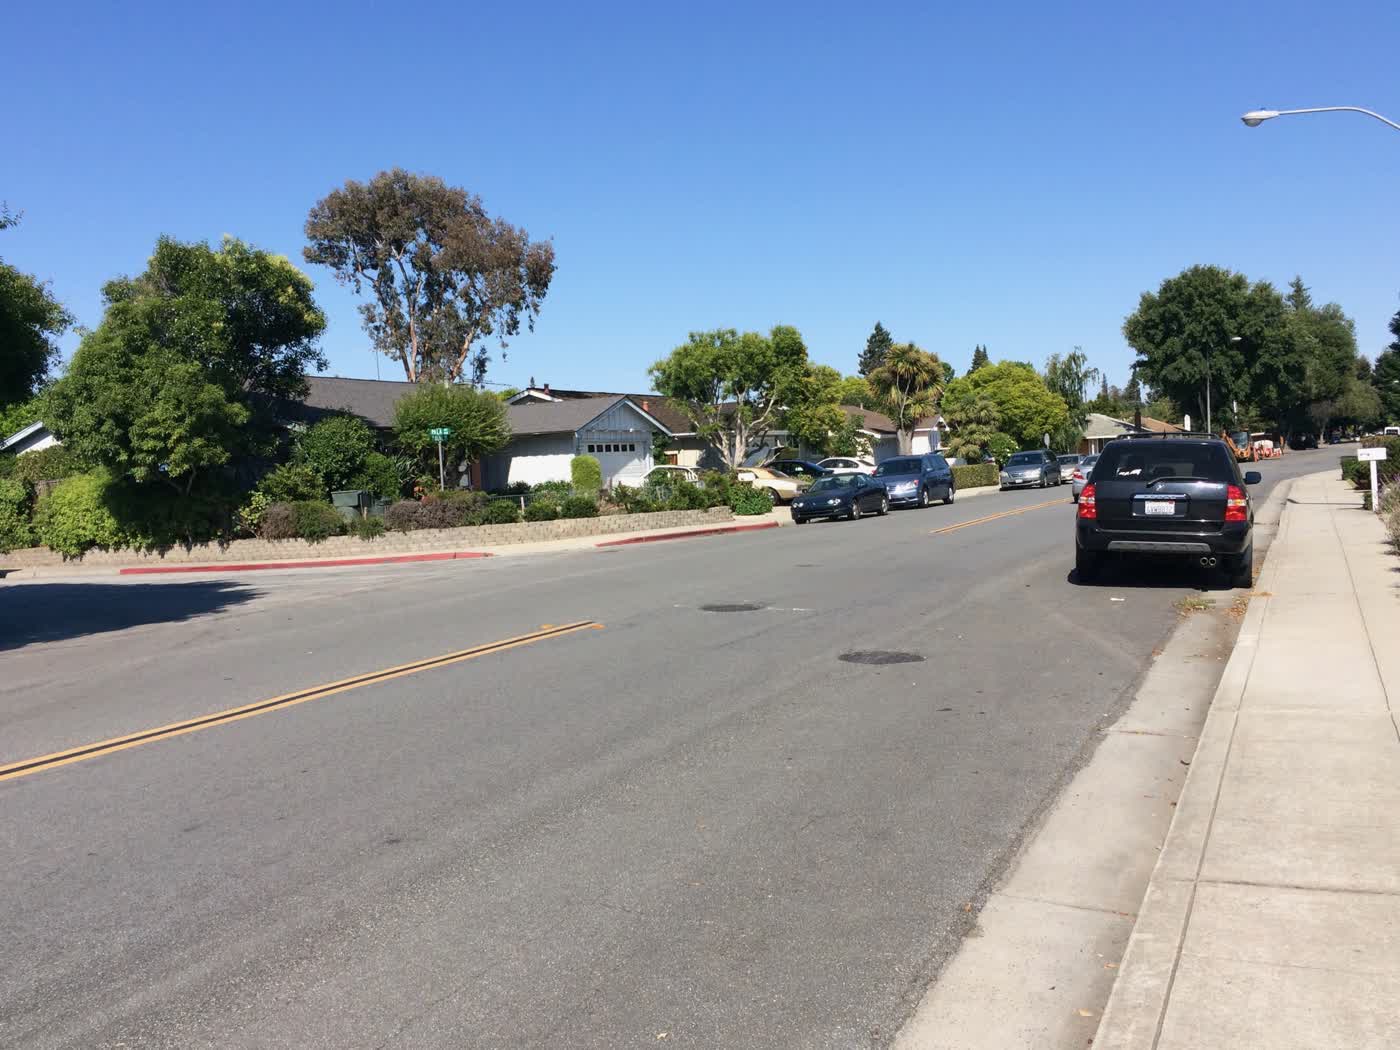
869;343;945;454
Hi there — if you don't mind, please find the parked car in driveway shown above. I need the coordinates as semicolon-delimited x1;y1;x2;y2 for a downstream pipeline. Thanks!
790;473;889;522
764;459;830;481
1071;453;1099;502
736;466;802;505
1075;434;1260;586
872;454;955;507
1056;454;1083;483
645;465;701;484
999;450;1062;489
816;456;876;475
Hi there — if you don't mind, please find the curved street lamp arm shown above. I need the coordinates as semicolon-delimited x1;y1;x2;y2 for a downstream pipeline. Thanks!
1274;106;1400;132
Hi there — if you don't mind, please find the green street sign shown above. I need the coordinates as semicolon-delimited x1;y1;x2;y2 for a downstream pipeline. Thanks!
429;427;452;440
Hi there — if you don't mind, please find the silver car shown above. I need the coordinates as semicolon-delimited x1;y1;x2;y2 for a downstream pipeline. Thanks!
999;450;1062;489
1071;453;1099;502
1056;454;1083;483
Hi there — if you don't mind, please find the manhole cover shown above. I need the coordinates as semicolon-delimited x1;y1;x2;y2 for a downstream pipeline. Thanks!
838;650;925;665
700;602;763;613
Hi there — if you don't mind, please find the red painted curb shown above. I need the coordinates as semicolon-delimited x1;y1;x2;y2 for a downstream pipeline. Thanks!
118;551;492;575
595;521;781;547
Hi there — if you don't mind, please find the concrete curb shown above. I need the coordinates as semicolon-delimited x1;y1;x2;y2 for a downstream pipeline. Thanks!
595;521;780;546
1091;476;1296;1049
116;551;493;576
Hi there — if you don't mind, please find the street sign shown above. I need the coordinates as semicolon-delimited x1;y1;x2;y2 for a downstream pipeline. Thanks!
429;427;452;441
1358;447;1388;462
1359;447;1388;515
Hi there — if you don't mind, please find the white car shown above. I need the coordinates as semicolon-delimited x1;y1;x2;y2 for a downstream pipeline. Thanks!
736;467;802;505
816;456;875;476
644;465;701;484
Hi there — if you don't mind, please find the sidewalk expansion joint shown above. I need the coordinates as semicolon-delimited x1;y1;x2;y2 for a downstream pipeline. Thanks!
1201;876;1400;899
995;891;1138;918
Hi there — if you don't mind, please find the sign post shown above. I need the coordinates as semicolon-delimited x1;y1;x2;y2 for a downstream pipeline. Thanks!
1358;446;1387;513
429;427;452;490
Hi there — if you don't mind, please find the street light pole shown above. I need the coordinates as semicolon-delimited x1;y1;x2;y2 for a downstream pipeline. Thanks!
1240;106;1400;133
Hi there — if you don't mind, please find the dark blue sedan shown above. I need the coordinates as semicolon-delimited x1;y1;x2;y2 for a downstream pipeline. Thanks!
790;474;889;523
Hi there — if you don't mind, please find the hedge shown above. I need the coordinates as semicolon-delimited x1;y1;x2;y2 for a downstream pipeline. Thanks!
952;462;999;489
571;455;603;498
729;485;773;515
34;472;125;556
560;495;599;518
0;478;33;552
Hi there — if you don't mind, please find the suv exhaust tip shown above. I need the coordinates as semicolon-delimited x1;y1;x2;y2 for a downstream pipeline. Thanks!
1199;556;1219;568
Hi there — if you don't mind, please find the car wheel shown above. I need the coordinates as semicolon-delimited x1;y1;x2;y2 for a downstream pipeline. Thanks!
766;488;779;506
793;516;806;525
943;483;955;505
918;487;929;508
878;496;889;516
1227;548;1253;589
1038;473;1046;488
850;500;862;521
1075;547;1100;583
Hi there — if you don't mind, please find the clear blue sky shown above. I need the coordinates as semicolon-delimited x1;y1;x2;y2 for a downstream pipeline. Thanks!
5;0;1398;393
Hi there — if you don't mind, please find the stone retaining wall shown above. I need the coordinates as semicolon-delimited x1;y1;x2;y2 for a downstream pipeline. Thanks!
5;506;735;568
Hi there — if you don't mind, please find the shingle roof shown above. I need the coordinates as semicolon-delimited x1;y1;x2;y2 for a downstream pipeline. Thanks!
511;387;694;434
298;376;415;429
1083;412;1184;439
505;396;629;436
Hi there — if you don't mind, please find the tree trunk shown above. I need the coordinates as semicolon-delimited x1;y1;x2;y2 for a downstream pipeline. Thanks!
897;429;913;455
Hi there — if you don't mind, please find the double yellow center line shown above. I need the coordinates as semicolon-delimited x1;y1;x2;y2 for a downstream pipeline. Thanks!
0;621;603;785
930;496;1071;535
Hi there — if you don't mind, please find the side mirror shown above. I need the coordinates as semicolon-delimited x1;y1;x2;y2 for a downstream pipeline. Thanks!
1244;471;1262;485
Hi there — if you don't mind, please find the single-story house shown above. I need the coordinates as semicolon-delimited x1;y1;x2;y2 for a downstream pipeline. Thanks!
1079;413;1183;455
0;420;60;456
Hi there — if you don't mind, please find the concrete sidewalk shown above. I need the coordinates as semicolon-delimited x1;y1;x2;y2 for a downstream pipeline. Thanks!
1095;470;1400;1049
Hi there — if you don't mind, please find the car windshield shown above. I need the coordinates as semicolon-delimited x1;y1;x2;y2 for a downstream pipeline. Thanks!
1057;455;1079;465
808;475;857;492
1007;453;1041;466
1083;455;1098;467
1096;442;1233;481
873;458;921;476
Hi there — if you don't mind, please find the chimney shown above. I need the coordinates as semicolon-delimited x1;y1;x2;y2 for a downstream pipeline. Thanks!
642;399;650;411
543;383;550;395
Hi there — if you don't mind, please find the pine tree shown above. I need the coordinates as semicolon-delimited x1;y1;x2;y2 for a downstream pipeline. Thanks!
859;322;893;377
970;344;990;371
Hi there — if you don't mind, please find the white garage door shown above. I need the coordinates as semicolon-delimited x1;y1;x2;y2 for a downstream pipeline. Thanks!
583;434;649;486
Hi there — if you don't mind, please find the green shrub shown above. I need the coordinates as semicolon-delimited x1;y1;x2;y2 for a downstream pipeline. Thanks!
531;479;573;500
293;415;378;492
348;516;386;541
257;463;326;502
503;481;531;496
1339;454;1358;479
417;498;469;530
292;501;343;543
729;485;773;515
1386;504;1400;551
351;451;403;502
0;478;34;551
258;502;299;539
384;500;424;532
0;455;14;480
1343;459;1371;488
11;446;84;488
986;433;1019;467
612;485;659;514
236;490;273;537
570;455;603;497
483;499;521;524
524;500;559;521
559;495;599;519
1360;437;1400;488
952;462;999;489
34;472;125;556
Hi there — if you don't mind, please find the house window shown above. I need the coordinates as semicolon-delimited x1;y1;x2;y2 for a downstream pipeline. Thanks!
586;444;595;453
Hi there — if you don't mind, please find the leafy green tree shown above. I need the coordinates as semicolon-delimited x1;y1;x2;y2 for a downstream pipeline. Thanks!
393;382;511;480
649;326;808;470
859;321;893;377
46;237;326;501
1043;348;1100;424
1378;305;1400;423
837;374;873;408
969;344;990;372
293;415;378;492
943;361;1068;449
304;169;556;385
1125;265;1287;432
785;365;848;454
942;388;1001;461
1;212;73;407
0;393;49;443
868;343;946;454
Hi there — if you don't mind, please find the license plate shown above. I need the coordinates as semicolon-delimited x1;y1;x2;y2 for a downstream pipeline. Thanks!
1143;499;1176;516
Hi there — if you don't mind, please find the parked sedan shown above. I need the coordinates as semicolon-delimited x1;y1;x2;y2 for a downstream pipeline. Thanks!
872;454;955;507
1056;454;1083;483
790;473;889;523
736;466;802;505
764;459;830;481
1071;453;1099;502
816;456;876;476
999;450;1062;489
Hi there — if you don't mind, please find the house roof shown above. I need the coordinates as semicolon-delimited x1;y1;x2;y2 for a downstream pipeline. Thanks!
298;375;414;429
1082;412;1185;439
510;387;694;434
506;396;627;436
1;420;48;451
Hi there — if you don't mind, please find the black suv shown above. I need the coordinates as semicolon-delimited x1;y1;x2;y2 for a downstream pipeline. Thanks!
1075;434;1261;586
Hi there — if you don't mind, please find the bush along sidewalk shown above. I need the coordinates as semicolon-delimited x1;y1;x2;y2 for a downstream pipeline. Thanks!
951;462;999;489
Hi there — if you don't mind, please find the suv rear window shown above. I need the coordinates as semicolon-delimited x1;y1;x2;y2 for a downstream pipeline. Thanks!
1095;442;1234;481
1006;453;1043;466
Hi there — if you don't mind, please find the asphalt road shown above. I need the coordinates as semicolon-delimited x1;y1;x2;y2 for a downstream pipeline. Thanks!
0;447;1347;1049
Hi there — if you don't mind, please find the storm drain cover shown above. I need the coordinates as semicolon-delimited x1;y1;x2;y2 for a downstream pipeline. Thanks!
839;650;925;665
700;602;764;613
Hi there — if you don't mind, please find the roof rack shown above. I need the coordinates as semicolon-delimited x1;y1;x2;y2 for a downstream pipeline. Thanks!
1114;430;1217;440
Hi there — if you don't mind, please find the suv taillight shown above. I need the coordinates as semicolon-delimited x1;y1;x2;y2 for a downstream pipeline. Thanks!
1078;483;1096;519
1225;484;1248;522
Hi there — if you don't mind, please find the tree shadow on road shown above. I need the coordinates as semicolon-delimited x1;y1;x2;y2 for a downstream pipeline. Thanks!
0;581;258;650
